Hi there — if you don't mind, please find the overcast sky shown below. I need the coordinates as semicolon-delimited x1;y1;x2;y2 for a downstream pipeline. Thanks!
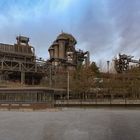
0;0;140;66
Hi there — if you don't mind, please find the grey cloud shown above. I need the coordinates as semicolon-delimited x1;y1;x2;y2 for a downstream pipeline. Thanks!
1;0;140;64
69;0;140;64
108;0;140;56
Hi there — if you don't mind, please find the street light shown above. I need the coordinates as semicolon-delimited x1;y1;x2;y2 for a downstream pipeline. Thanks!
107;61;110;74
67;71;70;100
49;65;52;87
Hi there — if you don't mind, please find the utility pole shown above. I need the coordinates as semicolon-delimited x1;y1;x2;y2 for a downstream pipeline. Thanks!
67;71;70;100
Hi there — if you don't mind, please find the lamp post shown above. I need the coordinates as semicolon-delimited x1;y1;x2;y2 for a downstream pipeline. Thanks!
49;65;52;87
67;71;70;100
107;60;110;74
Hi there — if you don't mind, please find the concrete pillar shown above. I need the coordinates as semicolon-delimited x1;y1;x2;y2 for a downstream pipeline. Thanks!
21;72;25;84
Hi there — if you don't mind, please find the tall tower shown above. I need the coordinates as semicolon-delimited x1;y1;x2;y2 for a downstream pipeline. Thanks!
48;32;89;70
48;32;77;67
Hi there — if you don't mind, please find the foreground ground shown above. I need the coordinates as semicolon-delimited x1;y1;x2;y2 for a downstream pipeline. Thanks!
0;108;140;140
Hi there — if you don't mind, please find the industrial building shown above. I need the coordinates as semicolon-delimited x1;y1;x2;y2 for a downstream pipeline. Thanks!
48;32;90;70
114;53;140;73
0;36;48;84
0;33;90;85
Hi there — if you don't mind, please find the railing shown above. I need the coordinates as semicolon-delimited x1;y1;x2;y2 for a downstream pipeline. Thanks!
54;98;140;107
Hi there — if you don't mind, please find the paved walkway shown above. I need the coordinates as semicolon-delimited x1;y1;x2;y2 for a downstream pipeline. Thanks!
0;108;140;140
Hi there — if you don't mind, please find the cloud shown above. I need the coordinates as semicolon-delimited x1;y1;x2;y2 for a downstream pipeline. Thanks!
70;0;116;62
0;0;140;65
107;0;140;57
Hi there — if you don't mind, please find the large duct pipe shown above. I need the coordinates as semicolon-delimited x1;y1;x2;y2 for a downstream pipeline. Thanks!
49;47;54;59
59;41;65;59
54;45;59;58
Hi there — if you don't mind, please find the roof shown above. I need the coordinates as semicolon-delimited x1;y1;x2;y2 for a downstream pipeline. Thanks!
16;36;29;43
48;41;58;50
56;32;77;44
48;32;77;50
0;87;66;92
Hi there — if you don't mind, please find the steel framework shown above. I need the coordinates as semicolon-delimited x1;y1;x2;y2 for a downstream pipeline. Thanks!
0;36;49;84
114;53;140;73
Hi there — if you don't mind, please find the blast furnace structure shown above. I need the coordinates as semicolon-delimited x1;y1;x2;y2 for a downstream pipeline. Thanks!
0;36;48;84
48;32;90;70
0;32;90;85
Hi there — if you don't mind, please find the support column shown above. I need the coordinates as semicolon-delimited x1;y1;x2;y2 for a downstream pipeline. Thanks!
21;72;25;84
32;76;35;85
